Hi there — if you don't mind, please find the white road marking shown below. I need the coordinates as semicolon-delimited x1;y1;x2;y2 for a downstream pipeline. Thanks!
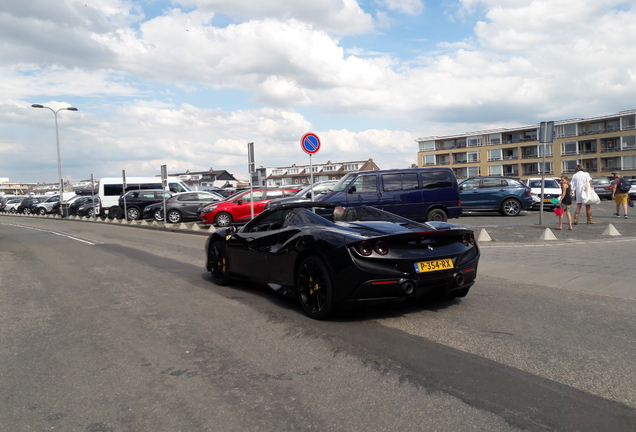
2;222;102;245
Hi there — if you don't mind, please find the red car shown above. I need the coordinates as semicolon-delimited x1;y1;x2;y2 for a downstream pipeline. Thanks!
200;188;298;226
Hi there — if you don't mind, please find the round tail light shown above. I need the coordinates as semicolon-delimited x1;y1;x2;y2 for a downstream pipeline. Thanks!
357;241;373;256
374;241;389;255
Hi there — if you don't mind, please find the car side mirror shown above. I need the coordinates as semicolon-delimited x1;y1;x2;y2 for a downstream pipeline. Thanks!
305;192;312;199
348;185;356;194
237;199;243;205
459;186;464;190
228;226;237;234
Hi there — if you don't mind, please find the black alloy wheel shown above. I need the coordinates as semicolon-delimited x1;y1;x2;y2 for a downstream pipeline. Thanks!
126;207;141;220
501;198;522;216
209;241;231;285
296;256;334;319
23;207;31;215
87;208;94;218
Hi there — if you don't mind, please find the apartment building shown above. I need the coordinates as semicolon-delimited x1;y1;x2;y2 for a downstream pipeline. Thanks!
263;159;380;187
416;109;636;180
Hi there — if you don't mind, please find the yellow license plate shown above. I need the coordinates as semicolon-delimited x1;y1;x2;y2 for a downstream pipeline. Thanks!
414;258;454;273
543;199;552;203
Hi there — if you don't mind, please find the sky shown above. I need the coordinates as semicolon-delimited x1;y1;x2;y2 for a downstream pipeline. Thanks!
1;0;635;184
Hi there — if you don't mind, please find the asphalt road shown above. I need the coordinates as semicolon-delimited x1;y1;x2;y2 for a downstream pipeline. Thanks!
1;213;635;431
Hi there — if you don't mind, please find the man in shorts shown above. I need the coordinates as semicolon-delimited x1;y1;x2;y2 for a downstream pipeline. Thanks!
611;172;629;219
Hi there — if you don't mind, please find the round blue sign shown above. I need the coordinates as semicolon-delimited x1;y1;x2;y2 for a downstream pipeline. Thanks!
300;133;321;155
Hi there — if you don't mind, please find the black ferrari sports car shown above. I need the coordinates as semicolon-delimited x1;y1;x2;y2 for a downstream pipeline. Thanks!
205;202;479;319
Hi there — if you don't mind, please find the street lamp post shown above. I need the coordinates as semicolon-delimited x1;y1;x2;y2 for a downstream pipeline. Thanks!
31;104;78;216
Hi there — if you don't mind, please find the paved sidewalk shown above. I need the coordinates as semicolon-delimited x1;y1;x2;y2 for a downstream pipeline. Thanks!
460;201;636;300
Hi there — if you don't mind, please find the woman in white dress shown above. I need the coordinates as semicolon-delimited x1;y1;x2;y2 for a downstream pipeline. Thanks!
570;164;594;224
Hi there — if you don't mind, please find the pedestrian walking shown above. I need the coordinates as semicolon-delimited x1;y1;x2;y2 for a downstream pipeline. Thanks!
556;175;573;230
611;171;630;219
570;164;595;224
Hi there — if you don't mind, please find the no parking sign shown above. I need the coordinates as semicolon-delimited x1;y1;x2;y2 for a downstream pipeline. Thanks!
300;132;321;201
300;132;321;155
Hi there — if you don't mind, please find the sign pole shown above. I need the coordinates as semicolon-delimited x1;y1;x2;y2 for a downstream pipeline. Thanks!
161;165;168;224
248;142;255;220
538;121;554;226
122;169;127;221
90;173;95;219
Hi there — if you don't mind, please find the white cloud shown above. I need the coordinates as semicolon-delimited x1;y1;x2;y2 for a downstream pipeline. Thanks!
378;0;425;15
2;0;636;183
176;0;375;34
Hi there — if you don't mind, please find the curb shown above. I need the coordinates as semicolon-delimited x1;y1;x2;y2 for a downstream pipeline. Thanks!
0;212;216;235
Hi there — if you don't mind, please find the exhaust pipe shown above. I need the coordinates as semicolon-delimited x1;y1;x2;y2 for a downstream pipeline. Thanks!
454;273;465;287
401;281;415;295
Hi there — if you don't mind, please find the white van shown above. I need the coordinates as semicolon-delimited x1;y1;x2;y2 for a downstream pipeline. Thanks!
97;176;191;217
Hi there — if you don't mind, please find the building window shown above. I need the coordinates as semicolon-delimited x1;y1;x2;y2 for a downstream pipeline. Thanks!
579;140;597;154
288;168;299;174
467;136;482;147
488;149;502;161
324;165;336;171
488;165;502;176
419;141;435;151
436;154;450;165
562;159;579;173
621;115;635;131
622;135;636;150
343;164;359;171
556;123;577;138
601;156;621;172
453;168;467;179
623;155;636;170
486;134;501;145
502;148;518;160
562;141;577;155
600;138;620;152
502;164;519;176
272;169;283;175
423;155;435;166
453;153;467;164
468;166;480;177
467;151;479;163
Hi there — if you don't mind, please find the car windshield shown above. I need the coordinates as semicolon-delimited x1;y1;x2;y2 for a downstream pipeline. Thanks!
330;173;355;192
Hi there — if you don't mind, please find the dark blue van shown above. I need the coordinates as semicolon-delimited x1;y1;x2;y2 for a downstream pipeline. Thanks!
315;167;462;221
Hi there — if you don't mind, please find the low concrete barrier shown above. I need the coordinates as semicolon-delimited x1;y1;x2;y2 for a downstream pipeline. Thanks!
1;211;217;234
